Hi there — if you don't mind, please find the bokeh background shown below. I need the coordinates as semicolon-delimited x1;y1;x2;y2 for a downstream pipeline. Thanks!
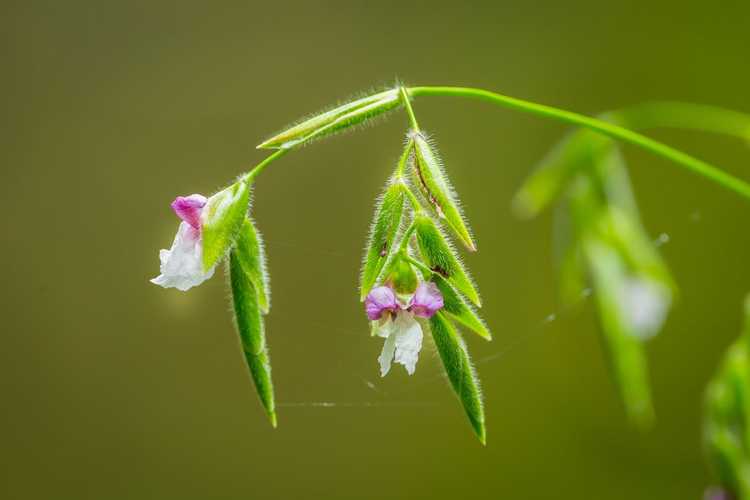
3;1;750;498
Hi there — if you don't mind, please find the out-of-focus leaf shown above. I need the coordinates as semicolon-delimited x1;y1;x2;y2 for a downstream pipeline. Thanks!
704;298;750;498
553;202;588;307
201;181;250;271
428;312;486;444
234;218;270;314
359;179;406;300
414;214;481;307
258;89;400;149
411;132;476;251
431;274;491;340
595;145;640;218
584;238;655;428
228;249;276;427
513;131;610;219
602;207;676;291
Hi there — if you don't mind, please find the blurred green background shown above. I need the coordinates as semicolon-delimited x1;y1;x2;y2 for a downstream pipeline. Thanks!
3;1;750;498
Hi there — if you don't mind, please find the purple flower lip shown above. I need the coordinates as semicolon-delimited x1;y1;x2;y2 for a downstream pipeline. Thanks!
365;286;400;320
171;194;207;230
408;282;444;318
365;282;444;321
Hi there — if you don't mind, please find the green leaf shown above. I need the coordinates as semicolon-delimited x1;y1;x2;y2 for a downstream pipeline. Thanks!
602;207;676;291
359;180;406;300
513;131;610;218
228;249;276;427
594;145;641;218
201;181;250;271
258;89;401;150
411;132;476;251
234;218;270;314
584;238;654;428
431;274;491;340
429;312;486;444
414;214;481;307
704;306;750;497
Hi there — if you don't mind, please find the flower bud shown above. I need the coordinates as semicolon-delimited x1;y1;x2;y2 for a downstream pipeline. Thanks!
383;256;418;295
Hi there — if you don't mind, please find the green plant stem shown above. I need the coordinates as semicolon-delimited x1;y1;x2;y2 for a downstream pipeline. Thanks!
399;87;420;130
398;222;417;253
395;139;414;177
405;255;434;276
408;86;750;200
243;148;290;184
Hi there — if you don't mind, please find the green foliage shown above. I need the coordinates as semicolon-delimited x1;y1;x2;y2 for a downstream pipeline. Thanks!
383;254;418;295
513;131;609;218
234;218;271;314
431;274;491;341
704;296;750;499
202;181;250;271
229;240;276;427
523;130;675;427
584;238;654;427
258;89;401;149
359;179;406;300
429;312;486;444
414;214;481;307
411;132;476;251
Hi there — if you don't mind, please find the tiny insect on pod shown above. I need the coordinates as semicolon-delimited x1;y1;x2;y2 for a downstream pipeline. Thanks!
413;214;481;307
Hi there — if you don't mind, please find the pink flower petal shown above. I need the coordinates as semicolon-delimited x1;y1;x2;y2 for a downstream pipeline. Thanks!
365;286;400;320
171;194;207;230
409;282;444;318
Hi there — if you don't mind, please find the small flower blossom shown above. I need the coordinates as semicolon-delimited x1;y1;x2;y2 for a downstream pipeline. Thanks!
151;194;216;291
366;282;444;376
617;277;671;339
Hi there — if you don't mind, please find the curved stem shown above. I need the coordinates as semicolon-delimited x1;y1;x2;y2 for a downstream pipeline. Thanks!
243;148;289;184
408;86;750;200
398;222;417;253
399;87;420;131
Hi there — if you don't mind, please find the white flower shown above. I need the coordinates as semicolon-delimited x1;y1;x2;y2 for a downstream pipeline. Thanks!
375;312;424;376
618;278;671;339
151;194;216;291
365;283;444;376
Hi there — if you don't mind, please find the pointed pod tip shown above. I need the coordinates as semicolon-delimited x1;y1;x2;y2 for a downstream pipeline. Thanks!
268;411;278;428
476;427;487;446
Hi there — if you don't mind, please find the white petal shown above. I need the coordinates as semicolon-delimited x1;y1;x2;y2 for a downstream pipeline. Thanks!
618;278;671;339
378;333;397;377
151;222;216;291
372;317;394;338
392;313;423;375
